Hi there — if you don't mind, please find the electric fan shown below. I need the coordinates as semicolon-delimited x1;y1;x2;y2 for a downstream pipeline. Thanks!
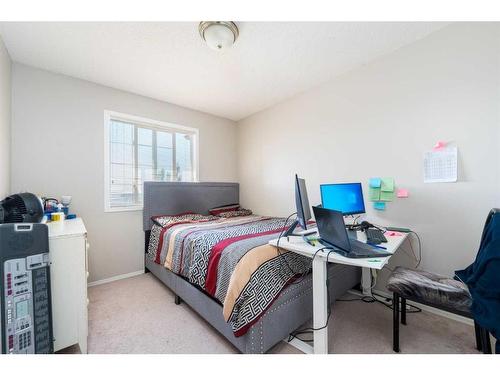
0;193;44;224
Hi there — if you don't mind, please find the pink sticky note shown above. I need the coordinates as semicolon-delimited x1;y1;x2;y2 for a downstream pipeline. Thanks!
433;141;446;150
397;188;409;198
385;231;403;237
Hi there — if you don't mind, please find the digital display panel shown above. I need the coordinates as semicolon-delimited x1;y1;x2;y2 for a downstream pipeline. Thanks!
320;183;366;215
16;300;29;318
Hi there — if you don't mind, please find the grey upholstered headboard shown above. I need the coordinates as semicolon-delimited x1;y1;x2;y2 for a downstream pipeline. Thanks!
143;181;239;231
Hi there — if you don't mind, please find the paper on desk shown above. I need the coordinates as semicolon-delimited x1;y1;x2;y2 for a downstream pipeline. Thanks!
396;188;409;198
373;202;386;211
424;146;458;183
369;187;380;201
369;177;382;188
381;178;395;192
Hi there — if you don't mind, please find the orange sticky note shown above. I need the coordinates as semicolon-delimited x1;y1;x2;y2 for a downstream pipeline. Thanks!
396;188;409;198
433;141;446;150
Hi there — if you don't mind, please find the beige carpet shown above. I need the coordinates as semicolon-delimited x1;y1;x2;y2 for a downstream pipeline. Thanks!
62;273;482;354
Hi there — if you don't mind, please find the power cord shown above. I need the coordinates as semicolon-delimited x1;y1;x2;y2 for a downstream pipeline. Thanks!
287;249;337;343
408;231;422;268
275;212;301;280
275;212;326;285
337;291;422;313
379;225;422;268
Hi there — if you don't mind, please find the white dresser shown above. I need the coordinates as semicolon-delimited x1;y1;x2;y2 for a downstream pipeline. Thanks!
47;218;88;354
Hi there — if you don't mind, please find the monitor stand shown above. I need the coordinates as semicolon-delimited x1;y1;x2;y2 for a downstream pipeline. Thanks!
283;220;317;237
344;215;363;226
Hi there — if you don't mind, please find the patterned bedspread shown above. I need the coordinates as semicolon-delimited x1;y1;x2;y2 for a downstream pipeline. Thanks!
147;215;311;336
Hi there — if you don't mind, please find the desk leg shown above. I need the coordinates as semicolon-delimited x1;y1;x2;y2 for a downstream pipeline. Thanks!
362;267;372;296
312;257;328;354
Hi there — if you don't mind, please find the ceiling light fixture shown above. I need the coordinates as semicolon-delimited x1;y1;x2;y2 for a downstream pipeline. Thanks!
199;21;239;51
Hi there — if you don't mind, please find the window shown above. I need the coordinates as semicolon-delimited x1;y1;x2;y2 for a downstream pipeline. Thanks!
104;111;198;211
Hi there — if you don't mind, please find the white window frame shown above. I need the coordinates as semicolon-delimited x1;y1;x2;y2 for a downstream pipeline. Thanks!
104;110;199;212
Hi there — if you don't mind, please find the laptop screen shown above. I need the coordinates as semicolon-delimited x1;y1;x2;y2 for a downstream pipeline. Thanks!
313;206;351;252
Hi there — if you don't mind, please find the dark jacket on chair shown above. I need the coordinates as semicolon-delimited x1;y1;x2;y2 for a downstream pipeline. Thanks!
455;209;500;353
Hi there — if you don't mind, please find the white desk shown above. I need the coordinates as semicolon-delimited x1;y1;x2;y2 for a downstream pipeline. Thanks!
268;230;408;354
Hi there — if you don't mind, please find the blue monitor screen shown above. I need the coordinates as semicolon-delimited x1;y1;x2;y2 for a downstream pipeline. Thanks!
320;183;366;215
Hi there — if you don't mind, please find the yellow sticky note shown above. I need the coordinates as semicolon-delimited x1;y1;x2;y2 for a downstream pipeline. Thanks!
381;178;395;192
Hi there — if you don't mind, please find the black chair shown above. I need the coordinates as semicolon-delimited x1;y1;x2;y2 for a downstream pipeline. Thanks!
387;267;491;353
387;209;500;353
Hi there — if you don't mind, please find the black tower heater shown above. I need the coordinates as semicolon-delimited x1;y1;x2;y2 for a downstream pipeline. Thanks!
0;193;53;354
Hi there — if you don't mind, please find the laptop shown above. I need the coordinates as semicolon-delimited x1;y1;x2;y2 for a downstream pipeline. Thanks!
312;206;391;258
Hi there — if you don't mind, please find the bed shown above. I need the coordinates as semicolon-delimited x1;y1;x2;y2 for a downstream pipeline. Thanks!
143;181;360;353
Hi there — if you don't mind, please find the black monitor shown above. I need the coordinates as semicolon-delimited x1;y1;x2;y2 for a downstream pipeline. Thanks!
320;182;366;216
283;174;312;237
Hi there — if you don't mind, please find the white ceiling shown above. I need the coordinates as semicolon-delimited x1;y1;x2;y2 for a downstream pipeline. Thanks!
0;22;446;121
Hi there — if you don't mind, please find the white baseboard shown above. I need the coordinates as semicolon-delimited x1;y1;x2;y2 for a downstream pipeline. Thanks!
372;289;474;327
87;270;145;287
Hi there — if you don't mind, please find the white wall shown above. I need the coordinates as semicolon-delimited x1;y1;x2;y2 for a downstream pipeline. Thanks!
238;23;500;282
0;36;11;197
11;64;238;282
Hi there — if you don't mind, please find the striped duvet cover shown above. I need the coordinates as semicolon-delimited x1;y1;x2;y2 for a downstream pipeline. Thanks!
147;215;311;336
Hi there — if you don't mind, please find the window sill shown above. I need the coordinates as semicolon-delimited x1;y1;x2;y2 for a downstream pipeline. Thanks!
104;205;143;213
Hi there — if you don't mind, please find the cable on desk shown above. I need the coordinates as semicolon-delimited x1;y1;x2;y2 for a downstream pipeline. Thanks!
375;224;422;269
275;212;329;286
387;226;422;268
275;212;300;281
372;223;387;233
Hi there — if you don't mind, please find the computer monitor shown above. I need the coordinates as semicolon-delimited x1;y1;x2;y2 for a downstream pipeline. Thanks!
320;182;366;216
283;174;312;237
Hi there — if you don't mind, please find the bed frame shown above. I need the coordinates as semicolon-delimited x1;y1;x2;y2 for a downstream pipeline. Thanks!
143;181;360;353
